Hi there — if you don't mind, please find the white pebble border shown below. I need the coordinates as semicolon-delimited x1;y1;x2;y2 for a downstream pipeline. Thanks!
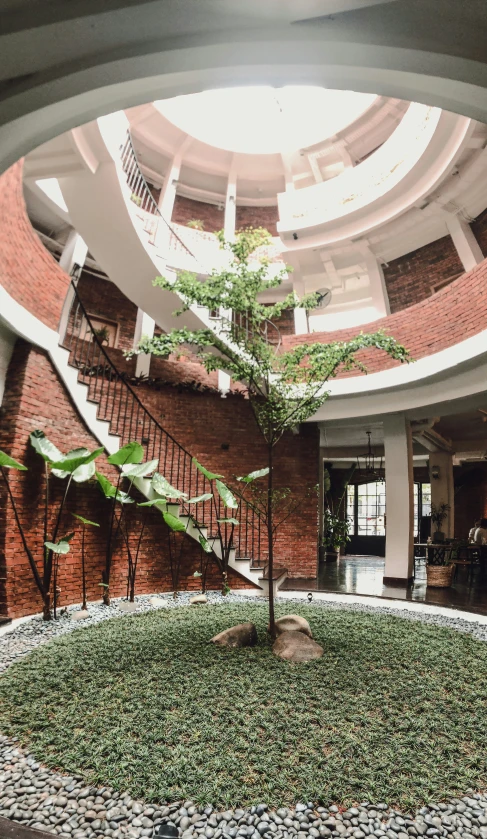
1;590;487;839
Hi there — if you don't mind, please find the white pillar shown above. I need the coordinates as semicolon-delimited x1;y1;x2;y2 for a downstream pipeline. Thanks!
224;158;237;241
383;414;414;582
361;245;390;316
218;370;231;398
292;279;309;335
58;229;88;338
133;309;155;378
446;216;484;272
157;136;192;219
429;452;455;538
59;229;88;276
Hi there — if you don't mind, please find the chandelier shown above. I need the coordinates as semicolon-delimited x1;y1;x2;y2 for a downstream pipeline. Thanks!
357;431;384;481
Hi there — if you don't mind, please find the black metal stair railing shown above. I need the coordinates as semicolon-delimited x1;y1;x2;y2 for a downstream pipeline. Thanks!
60;282;264;569
120;131;207;272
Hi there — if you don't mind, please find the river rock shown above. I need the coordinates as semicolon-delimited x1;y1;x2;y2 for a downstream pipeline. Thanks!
118;601;137;613
71;610;89;621
273;630;323;662
210;622;258;648
190;594;208;605
275;615;313;638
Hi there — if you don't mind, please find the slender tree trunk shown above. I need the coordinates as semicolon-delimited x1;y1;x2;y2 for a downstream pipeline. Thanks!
267;441;276;638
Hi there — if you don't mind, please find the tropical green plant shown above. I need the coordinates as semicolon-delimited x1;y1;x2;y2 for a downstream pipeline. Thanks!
430;501;451;542
93;325;110;345
322;465;356;554
72;514;100;611
132;227;410;635
187;219;205;230
96;441;158;604
0;432;102;620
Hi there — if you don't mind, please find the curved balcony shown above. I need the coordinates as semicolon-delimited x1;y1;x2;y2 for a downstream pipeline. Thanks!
277;104;472;248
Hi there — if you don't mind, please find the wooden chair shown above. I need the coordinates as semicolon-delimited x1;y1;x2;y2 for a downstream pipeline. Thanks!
451;546;480;585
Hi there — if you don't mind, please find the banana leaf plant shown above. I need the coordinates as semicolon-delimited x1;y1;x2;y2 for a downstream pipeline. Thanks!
96;441;158;604
72;514;100;610
192;459;269;594
0;431;102;620
138;474;213;597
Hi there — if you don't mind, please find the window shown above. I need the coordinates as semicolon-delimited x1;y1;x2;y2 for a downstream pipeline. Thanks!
414;482;431;537
357;482;386;536
81;315;119;348
347;481;431;538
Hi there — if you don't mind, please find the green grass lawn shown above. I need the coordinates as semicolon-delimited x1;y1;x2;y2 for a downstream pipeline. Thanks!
1;603;486;810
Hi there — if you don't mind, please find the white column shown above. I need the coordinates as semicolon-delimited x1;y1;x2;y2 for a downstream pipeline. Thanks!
133;309;155;378
446;216;484;272
429;452;455;538
224;157;237;241
58;229;88;338
361;245;390;316
383;414;414;582
292;279;309;335
281;153;295;192
59;229;88;276
157;136;192;219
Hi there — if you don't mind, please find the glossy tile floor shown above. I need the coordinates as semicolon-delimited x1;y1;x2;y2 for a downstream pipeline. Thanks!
282;555;487;615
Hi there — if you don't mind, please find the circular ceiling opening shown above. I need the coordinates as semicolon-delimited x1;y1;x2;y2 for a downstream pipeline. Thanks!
155;87;377;155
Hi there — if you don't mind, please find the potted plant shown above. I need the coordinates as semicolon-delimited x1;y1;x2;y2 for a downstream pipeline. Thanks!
320;465;355;562
431;502;450;542
187;219;205;230
321;510;350;562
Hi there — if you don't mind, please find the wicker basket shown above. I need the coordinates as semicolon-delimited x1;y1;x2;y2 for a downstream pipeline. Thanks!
426;564;454;588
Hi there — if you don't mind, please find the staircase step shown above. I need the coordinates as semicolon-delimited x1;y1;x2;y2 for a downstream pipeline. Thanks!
260;566;288;581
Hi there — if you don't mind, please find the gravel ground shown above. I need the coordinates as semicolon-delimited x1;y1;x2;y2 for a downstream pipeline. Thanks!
1;592;487;838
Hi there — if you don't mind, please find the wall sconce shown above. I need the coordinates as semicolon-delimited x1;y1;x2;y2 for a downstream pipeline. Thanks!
431;465;440;480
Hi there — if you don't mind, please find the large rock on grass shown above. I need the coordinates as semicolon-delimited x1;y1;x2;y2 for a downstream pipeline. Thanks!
273;630;323;662
275;614;313;638
211;622;258;648
190;594;208;605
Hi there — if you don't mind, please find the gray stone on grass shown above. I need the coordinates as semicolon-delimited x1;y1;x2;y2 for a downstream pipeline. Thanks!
275;615;313;638
149;597;168;608
190;594;208;605
272;630;323;662
118;601;137;613
71;610;89;621
211;622;258;648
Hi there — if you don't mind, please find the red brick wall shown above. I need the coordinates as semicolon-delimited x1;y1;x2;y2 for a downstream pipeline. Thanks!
383;235;463;313
471;208;487;258
172;195;224;234
0;342;257;619
236;205;279;237
285;255;487;377
128;381;319;579
0;161;71;331
77;272;138;352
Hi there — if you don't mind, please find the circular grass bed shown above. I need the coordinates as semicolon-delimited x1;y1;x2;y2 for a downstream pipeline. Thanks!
1;602;487;810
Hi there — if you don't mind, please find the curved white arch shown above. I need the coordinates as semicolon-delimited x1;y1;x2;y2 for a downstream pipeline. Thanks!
2;29;487;176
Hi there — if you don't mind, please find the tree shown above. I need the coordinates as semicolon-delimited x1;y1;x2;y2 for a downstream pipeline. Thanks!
133;227;410;636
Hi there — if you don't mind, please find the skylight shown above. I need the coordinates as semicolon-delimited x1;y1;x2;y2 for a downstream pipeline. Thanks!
155;87;376;155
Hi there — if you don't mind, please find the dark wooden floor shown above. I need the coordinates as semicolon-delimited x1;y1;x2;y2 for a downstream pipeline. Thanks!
282;555;487;615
